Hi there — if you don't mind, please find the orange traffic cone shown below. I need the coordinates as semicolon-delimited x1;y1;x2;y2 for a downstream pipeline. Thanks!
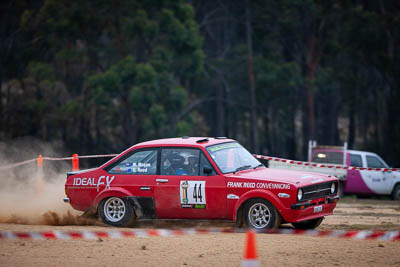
36;154;43;196
242;230;260;267
72;154;79;171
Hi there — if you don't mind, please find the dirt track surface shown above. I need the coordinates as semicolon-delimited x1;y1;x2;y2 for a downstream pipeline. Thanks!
1;197;400;267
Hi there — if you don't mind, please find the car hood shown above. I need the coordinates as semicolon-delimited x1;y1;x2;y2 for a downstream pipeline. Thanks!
226;167;337;187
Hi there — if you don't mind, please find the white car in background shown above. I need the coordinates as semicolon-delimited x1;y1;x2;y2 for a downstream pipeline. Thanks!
269;141;400;200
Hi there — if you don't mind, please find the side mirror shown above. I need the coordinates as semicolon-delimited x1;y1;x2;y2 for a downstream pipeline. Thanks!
203;166;213;175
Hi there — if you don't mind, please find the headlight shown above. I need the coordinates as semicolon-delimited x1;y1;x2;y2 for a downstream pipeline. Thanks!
331;182;336;194
297;188;303;201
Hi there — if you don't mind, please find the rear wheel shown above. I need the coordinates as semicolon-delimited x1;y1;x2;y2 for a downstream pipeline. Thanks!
392;184;400;201
244;198;281;230
98;197;136;227
292;217;324;230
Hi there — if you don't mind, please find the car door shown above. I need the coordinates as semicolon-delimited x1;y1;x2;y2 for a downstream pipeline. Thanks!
106;148;158;208
361;154;392;194
345;153;369;194
154;147;227;219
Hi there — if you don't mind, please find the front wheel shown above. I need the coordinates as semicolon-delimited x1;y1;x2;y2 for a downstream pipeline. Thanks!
392;184;400;201
244;198;281;230
98;197;136;227
291;217;324;230
338;181;344;198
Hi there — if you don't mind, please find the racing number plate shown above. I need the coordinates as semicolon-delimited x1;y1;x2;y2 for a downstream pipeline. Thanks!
314;205;322;213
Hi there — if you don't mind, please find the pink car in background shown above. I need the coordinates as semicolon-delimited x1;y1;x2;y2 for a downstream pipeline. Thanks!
310;144;400;200
268;141;400;200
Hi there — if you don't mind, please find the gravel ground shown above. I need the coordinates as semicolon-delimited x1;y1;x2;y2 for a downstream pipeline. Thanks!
1;197;400;266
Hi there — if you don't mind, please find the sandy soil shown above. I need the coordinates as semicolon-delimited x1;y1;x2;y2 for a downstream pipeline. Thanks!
1;197;400;267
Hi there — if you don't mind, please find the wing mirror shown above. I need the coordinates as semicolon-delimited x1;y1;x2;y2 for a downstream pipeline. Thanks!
203;166;213;175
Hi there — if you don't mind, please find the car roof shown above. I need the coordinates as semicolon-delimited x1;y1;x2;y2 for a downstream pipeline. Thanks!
134;137;236;148
99;137;237;169
313;148;378;156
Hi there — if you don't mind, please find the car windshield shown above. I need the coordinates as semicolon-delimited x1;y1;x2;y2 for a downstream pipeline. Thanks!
206;142;262;173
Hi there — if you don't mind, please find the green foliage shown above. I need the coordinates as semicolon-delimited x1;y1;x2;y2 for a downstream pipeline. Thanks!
1;0;400;166
28;62;55;82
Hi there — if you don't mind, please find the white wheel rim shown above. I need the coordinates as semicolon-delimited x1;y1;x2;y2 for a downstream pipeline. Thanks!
104;197;126;222
248;203;271;229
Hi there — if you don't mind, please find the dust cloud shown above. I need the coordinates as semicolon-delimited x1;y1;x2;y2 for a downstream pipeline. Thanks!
0;138;98;225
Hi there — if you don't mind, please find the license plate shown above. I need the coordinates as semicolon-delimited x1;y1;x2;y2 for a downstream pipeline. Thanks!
314;205;322;213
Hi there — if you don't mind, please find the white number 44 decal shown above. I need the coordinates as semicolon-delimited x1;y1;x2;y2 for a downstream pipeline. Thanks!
180;181;206;205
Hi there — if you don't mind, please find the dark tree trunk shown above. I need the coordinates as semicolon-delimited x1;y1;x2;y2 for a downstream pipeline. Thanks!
287;109;296;159
348;97;355;149
301;53;309;160
216;75;224;136
0;74;3;140
246;0;258;153
306;37;320;141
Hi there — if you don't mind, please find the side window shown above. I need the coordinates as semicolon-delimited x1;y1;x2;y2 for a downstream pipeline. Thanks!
350;154;363;167
161;148;200;176
109;150;157;175
366;155;385;168
200;153;216;176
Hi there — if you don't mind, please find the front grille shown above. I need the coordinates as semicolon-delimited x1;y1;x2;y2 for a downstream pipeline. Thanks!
301;181;336;201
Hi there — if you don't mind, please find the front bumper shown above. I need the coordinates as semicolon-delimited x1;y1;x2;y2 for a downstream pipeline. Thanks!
290;195;339;210
281;195;339;223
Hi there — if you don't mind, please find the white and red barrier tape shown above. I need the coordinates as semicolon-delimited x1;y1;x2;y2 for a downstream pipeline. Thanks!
0;228;399;241
254;154;399;172
0;158;38;170
42;154;119;161
0;154;118;170
0;152;398;172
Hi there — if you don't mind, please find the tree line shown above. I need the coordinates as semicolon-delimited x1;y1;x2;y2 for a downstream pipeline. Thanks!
1;0;400;166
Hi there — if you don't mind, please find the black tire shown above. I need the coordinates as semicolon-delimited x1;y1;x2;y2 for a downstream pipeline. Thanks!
338;181;344;198
98;197;136;227
292;217;324;230
392;184;400;201
243;198;281;230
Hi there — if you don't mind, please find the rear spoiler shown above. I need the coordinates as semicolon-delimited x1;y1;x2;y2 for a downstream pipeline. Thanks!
67;168;98;178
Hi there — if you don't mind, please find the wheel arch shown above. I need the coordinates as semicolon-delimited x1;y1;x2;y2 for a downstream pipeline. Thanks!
93;187;132;209
233;190;284;223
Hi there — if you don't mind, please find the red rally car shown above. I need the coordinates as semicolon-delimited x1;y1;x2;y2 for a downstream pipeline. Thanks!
64;137;339;230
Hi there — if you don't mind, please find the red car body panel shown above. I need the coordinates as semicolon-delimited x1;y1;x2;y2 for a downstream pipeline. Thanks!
65;137;338;224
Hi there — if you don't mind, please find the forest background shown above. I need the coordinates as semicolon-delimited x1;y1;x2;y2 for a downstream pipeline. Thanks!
1;0;400;167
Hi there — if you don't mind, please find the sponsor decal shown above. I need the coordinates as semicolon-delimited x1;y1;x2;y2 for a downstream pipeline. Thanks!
227;194;239;199
181;204;206;209
208;142;240;152
72;175;115;192
114;162;152;173
226;181;291;190
180;181;206;208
